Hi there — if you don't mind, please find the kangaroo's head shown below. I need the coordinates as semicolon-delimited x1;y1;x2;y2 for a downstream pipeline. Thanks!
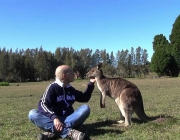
86;63;104;79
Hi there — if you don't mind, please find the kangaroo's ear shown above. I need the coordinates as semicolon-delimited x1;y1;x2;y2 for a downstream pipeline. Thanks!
97;63;103;69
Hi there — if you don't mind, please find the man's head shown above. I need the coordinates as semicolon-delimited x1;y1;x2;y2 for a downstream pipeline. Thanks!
55;65;75;84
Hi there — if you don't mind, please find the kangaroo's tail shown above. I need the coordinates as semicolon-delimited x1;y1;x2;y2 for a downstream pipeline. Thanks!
134;94;166;122
134;98;150;122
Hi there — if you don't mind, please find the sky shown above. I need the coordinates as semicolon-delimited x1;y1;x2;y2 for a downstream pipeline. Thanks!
0;0;180;61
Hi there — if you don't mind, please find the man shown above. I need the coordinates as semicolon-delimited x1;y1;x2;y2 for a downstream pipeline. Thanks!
28;65;96;140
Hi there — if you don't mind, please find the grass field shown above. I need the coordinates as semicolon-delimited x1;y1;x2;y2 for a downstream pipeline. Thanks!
0;77;180;140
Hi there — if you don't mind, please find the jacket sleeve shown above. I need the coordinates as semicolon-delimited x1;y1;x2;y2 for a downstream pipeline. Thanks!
74;82;95;102
38;84;58;120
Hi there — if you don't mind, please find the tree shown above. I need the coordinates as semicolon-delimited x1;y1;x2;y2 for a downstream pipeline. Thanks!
103;63;116;77
169;15;180;70
116;49;129;64
169;15;180;46
7;48;19;82
24;49;36;81
151;34;178;76
172;43;180;69
130;47;135;65
91;49;101;65
76;48;93;78
134;46;142;77
34;47;50;81
151;48;170;76
135;46;141;65
65;50;71;66
61;47;70;64
126;54;134;77
109;51;116;66
54;47;63;66
116;49;129;77
0;48;9;81
117;62;126;77
46;51;56;79
0;46;150;81
141;49;148;65
100;49;108;63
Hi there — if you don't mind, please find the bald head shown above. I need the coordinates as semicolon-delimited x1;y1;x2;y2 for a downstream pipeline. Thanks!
55;65;72;80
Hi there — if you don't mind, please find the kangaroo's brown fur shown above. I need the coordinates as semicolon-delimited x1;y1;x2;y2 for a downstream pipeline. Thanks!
86;63;151;126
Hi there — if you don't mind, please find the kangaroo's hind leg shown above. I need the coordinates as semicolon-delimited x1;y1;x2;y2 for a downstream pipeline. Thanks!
115;89;134;126
123;105;133;126
115;97;125;124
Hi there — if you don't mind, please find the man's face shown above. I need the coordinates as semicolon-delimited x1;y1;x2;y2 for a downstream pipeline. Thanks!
65;70;75;82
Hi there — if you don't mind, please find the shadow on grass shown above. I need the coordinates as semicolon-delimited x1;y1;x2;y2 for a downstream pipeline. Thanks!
80;115;177;136
131;114;176;124
61;115;177;140
79;120;124;137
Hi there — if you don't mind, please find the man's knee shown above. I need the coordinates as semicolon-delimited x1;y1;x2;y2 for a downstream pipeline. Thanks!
28;109;38;121
81;104;90;115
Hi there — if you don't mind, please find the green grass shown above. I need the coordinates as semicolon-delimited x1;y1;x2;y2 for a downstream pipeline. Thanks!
0;82;9;86
0;78;180;140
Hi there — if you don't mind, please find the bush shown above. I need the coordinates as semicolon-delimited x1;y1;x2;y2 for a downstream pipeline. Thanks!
0;82;9;86
75;77;82;81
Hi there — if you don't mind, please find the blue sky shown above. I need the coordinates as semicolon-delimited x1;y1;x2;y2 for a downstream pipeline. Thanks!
0;0;180;61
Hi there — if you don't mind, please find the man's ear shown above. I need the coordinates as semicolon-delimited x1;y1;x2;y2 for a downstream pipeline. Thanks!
62;73;66;79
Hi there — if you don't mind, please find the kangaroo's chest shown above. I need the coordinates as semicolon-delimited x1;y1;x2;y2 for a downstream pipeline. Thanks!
96;82;103;93
96;82;115;98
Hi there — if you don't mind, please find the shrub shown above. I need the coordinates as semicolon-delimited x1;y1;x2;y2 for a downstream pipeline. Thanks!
0;82;9;86
75;77;82;81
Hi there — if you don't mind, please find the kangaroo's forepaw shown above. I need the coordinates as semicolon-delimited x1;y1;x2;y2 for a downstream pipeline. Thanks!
100;104;106;108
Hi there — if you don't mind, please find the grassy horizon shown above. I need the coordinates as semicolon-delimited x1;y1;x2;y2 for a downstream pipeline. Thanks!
0;77;180;140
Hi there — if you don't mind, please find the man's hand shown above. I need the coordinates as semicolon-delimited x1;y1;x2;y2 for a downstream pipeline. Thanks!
90;78;96;83
53;118;66;132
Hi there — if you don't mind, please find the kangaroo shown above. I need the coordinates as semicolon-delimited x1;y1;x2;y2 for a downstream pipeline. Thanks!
86;63;151;126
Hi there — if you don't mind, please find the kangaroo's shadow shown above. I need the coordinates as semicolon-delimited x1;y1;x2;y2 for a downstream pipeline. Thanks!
131;114;174;124
80;115;175;137
76;114;176;140
79;120;124;137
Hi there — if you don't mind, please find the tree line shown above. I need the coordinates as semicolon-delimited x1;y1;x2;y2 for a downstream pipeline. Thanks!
1;14;180;82
0;46;149;82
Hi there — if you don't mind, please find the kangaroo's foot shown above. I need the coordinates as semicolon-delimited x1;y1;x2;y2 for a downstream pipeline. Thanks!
113;123;130;127
117;120;124;124
124;123;131;126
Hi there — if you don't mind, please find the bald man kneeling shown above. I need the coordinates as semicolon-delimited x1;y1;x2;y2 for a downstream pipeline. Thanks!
28;65;96;140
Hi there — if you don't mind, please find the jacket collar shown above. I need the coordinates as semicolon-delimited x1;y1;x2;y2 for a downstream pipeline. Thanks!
55;77;71;88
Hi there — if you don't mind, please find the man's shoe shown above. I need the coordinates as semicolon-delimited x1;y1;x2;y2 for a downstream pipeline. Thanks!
68;129;86;140
38;132;57;140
